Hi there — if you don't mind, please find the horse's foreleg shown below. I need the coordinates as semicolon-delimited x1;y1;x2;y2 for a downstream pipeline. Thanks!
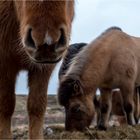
0;76;16;139
97;88;112;130
27;66;54;139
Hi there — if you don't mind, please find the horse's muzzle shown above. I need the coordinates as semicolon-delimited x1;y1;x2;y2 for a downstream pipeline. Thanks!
25;43;65;64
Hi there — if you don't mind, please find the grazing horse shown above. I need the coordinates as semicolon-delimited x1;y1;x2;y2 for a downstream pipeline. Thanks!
59;42;140;130
58;27;140;131
0;1;74;139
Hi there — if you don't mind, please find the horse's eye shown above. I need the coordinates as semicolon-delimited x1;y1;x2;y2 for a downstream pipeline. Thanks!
71;105;81;113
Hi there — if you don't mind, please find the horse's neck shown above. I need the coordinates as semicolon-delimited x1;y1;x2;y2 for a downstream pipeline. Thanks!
67;54;100;93
0;1;19;47
80;47;111;92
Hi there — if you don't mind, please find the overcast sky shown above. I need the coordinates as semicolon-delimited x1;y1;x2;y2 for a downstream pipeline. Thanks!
16;0;140;94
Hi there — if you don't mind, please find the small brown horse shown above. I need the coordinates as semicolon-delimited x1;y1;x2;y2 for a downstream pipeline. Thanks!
0;1;74;139
58;27;140;131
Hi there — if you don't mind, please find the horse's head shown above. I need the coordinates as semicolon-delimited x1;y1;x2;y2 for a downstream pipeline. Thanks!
14;1;74;63
58;77;95;131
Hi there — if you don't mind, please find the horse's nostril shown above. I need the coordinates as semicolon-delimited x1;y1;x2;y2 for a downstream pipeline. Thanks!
25;28;35;48
58;28;66;46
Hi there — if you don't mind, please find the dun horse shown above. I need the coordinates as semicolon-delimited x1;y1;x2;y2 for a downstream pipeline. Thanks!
0;1;74;139
59;42;140;130
58;27;140;131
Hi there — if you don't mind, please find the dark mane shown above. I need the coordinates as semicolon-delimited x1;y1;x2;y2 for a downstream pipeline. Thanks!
99;26;122;39
59;43;87;79
105;26;122;32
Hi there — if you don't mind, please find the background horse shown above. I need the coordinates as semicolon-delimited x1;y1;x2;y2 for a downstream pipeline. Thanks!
59;42;140;131
95;88;140;127
58;27;140;131
0;1;74;139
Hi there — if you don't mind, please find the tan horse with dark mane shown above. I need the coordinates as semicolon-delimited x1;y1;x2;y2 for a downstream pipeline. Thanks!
58;27;140;131
0;1;74;139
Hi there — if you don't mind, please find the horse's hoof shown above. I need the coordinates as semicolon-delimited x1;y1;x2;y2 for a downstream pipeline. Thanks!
44;125;54;136
97;125;107;131
128;119;136;126
134;117;139;124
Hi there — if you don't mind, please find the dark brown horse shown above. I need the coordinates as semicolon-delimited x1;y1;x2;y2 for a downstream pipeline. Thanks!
0;1;74;139
58;27;140;131
95;88;140;127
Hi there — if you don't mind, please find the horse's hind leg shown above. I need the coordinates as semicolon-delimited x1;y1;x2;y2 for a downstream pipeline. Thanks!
0;75;16;139
133;87;140;124
27;67;54;139
121;84;136;125
97;88;112;130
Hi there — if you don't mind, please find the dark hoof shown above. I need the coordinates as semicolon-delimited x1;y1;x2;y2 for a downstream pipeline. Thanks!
97;125;107;131
134;117;139;124
127;119;136;125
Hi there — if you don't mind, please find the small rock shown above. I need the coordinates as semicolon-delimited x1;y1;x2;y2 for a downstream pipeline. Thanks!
44;125;54;135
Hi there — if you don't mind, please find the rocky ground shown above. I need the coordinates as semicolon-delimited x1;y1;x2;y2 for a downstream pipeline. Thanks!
12;95;140;139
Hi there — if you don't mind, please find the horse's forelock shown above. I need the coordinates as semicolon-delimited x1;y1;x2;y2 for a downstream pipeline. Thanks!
58;76;84;106
13;0;75;64
58;78;73;106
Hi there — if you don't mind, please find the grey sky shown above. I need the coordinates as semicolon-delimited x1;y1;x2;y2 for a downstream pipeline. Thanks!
16;0;140;94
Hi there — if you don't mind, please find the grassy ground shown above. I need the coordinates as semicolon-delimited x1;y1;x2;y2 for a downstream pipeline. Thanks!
12;95;140;139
